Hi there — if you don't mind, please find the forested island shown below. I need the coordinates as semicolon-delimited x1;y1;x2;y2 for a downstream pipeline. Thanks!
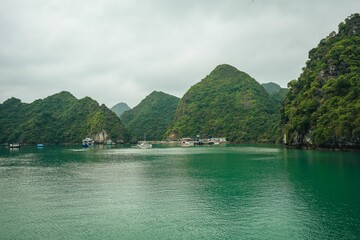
0;92;126;144
282;13;360;149
0;14;359;149
166;64;284;143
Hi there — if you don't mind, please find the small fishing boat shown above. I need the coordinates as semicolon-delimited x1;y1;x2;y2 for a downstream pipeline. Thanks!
137;134;152;149
137;141;152;149
180;138;194;147
9;143;21;148
37;144;45;148
82;138;94;148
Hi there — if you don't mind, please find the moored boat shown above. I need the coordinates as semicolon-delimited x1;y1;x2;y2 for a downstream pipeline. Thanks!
208;137;227;145
137;141;152;149
180;138;194;147
82;138;94;148
137;134;152;149
9;143;21;148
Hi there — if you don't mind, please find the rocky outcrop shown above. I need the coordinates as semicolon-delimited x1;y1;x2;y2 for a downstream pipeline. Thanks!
93;130;109;143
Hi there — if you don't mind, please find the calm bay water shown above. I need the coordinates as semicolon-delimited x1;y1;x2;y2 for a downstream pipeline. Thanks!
0;144;359;240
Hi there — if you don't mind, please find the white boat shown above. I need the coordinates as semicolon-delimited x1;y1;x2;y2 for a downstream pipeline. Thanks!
208;137;227;145
9;143;21;148
137;141;152;149
137;134;152;149
82;138;94;148
180;138;194;147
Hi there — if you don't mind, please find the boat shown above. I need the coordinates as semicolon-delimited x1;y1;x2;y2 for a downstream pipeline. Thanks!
208;137;227;145
137;141;152;149
137;134;152;149
9;143;21;148
82;138;94;148
9;134;24;148
37;144;45;148
180;138;194;147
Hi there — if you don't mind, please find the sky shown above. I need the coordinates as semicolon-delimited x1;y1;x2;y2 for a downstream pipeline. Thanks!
0;0;359;108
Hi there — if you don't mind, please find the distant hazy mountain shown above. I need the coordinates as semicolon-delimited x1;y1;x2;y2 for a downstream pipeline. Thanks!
0;91;126;144
262;82;289;103
111;102;131;117
282;13;360;149
120;91;179;141
262;82;283;94
167;64;280;143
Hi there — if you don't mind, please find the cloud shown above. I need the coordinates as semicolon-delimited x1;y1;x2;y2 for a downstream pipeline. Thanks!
0;0;359;107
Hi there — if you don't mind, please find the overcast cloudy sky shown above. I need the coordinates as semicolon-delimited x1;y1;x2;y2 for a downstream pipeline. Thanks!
0;0;359;107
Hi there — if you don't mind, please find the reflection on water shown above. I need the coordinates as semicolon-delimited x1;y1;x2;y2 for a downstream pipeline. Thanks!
0;145;359;239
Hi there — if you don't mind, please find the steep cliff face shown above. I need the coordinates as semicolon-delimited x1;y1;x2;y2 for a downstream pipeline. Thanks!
282;14;360;149
93;130;111;143
167;64;280;143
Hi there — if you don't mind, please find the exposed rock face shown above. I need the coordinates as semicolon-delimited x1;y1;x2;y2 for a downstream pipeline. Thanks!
283;131;287;144
93;130;108;143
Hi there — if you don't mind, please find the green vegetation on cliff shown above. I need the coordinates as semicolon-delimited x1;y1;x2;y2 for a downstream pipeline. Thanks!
120;91;179;141
167;64;280;143
0;91;126;144
282;14;360;148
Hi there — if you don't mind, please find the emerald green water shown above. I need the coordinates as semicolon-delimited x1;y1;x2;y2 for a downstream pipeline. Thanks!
0;145;359;239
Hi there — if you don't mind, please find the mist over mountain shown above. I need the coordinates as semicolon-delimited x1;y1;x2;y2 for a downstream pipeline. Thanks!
262;82;289;104
111;102;131;117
